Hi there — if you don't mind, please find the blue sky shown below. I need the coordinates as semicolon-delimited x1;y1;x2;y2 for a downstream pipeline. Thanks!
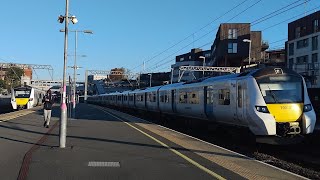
1;0;320;81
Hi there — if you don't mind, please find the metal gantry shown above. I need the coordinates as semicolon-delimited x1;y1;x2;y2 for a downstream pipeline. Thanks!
84;69;138;100
0;63;54;80
177;66;241;82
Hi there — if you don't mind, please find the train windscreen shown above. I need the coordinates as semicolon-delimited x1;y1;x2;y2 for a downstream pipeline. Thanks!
15;90;31;98
256;75;303;104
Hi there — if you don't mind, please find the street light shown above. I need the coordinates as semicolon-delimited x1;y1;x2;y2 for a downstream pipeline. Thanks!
243;39;252;65
57;0;82;148
199;56;206;78
68;54;87;58
57;0;74;148
148;73;152;87
60;29;93;118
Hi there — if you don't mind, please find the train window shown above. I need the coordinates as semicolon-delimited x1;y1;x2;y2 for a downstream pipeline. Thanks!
165;94;169;103
218;89;230;105
257;75;303;104
148;92;156;102
160;94;164;102
179;91;187;103
188;92;199;104
153;94;156;102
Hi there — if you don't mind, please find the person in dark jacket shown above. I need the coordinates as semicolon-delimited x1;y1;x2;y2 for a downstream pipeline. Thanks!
42;89;54;128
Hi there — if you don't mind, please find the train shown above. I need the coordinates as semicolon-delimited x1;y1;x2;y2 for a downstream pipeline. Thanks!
11;86;45;110
87;67;317;144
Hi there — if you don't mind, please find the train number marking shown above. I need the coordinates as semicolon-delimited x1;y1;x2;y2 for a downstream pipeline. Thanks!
280;106;291;110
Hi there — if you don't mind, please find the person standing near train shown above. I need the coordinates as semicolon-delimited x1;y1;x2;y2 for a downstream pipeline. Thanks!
42;89;54;128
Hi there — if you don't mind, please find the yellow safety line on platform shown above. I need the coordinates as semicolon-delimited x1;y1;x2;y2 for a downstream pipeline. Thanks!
0;111;34;122
95;106;226;180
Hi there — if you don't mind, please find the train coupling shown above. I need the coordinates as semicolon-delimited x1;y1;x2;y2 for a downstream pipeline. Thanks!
276;122;301;136
287;122;301;135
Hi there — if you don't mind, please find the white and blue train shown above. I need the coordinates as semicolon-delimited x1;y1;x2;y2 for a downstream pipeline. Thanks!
87;67;317;144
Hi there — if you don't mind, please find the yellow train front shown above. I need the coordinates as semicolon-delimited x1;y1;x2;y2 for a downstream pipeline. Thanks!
11;86;44;110
247;67;316;144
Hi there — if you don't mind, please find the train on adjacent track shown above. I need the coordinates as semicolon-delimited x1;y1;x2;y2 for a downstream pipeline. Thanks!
87;67;317;144
11;86;45;110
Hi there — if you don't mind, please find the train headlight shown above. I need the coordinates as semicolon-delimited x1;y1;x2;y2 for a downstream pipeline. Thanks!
303;104;313;112
255;106;269;113
29;98;34;101
11;99;15;102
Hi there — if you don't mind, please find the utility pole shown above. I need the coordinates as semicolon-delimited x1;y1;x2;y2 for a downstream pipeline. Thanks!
73;30;78;118
60;0;69;148
171;68;173;84
84;70;88;101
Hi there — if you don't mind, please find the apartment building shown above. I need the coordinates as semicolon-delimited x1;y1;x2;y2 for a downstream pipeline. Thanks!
287;10;320;87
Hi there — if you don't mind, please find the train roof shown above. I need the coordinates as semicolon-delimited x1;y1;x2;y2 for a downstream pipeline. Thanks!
95;67;300;96
13;86;33;90
249;67;301;78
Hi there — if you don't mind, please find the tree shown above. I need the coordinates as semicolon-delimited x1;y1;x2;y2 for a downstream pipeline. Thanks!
0;79;5;93
4;67;24;89
0;79;5;89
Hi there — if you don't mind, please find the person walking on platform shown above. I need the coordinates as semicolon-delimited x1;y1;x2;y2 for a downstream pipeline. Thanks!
42;89;54;128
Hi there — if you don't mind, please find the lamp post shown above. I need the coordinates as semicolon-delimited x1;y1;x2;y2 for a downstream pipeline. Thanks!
84;70;88;101
148;73;152;87
57;0;78;148
170;68;173;84
60;29;92;117
243;39;252;65
199;56;206;78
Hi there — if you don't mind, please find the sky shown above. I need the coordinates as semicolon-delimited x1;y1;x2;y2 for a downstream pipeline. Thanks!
1;0;320;81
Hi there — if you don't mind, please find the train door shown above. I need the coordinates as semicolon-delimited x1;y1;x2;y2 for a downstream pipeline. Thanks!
171;90;177;113
144;92;147;109
157;90;160;112
205;86;215;120
236;81;246;123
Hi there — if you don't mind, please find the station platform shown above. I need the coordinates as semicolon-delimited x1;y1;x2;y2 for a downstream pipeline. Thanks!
0;104;307;180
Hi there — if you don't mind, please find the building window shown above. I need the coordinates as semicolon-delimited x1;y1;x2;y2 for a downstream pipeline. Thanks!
297;38;308;49
189;55;191;59
312;53;318;62
288;58;294;69
295;27;301;38
289;43;294;56
312;36;318;51
228;29;237;39
296;55;308;64
228;43;237;53
301;26;307;35
314;19;319;32
180;57;184;61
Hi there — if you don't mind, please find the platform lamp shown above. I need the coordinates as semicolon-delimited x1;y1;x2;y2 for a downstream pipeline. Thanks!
199;56;206;78
57;0;78;148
